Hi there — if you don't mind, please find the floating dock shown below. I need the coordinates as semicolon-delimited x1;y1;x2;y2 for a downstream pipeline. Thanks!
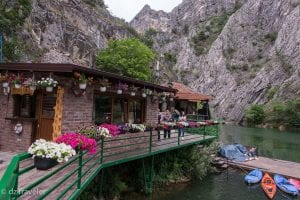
225;156;300;179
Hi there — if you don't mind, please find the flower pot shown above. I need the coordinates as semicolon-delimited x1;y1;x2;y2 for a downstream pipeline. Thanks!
46;86;54;92
79;83;87;90
14;84;21;89
2;82;9;88
142;93;147;98
100;86;107;92
117;89;122;94
34;157;58;170
130;92;136;96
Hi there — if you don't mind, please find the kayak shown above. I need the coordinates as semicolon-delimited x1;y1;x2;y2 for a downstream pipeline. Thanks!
288;178;300;191
261;173;276;199
245;168;263;184
274;174;299;196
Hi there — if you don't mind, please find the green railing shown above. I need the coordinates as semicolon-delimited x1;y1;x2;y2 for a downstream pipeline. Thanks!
0;127;217;200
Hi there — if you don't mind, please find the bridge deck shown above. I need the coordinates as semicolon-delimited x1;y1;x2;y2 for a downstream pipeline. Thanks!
228;157;300;179
1;133;215;200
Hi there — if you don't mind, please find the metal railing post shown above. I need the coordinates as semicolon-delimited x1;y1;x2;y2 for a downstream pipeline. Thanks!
149;129;153;152
178;128;180;146
11;164;19;199
77;150;83;189
100;139;104;164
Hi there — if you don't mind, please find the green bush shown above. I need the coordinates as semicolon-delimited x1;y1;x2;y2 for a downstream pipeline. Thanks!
266;87;278;100
79;144;218;199
245;104;265;125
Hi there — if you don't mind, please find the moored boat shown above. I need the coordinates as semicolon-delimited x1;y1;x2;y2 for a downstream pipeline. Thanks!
274;174;299;196
245;168;263;184
261;173;276;199
288;178;300;191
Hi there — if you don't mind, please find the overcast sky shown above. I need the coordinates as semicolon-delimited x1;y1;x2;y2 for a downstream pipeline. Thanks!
104;0;182;22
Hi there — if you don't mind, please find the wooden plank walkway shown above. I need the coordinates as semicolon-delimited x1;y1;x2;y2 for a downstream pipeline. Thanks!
1;133;215;200
228;157;300;179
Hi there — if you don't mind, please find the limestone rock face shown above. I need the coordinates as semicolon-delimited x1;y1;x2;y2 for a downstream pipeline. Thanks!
20;0;133;66
130;5;172;34
131;0;300;122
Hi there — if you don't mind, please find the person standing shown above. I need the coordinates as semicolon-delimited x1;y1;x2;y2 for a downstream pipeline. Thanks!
178;111;187;139
162;109;172;139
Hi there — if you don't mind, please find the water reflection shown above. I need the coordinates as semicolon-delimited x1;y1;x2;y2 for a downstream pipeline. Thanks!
220;125;300;162
127;169;300;200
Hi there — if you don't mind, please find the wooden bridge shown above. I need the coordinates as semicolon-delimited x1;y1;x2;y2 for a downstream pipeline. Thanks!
0;128;217;200
227;157;300;179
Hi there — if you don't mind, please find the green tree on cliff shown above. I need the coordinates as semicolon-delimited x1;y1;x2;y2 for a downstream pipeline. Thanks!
96;38;155;81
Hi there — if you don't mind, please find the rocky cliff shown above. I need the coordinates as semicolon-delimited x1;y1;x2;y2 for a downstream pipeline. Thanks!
3;0;135;66
130;0;300;122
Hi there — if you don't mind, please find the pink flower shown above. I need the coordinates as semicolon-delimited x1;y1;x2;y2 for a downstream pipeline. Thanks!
56;132;97;154
100;124;120;136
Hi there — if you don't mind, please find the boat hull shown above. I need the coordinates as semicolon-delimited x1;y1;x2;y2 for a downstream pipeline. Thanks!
261;173;276;199
274;174;299;196
288;178;300;191
245;168;263;184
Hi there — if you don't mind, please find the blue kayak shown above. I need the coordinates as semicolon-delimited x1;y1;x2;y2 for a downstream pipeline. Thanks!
245;168;263;184
274;174;299;196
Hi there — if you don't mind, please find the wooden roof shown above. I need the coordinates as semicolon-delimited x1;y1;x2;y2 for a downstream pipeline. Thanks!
0;63;176;92
171;82;212;101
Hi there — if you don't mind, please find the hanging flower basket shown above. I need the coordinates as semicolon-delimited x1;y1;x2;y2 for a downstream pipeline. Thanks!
37;77;58;92
129;85;138;96
99;78;110;92
34;157;58;170
46;86;54;92
2;82;9;88
79;83;87;90
14;84;21;89
100;86;107;92
74;73;93;90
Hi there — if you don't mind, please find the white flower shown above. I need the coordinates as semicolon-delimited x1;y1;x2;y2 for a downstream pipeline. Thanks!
28;139;75;163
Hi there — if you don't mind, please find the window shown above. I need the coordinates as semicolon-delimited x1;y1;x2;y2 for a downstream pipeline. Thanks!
94;96;112;124
12;94;35;118
94;95;145;124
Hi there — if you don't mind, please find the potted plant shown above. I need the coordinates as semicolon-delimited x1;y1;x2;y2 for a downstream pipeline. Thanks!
77;125;111;140
141;88;153;98
126;123;146;133
0;73;8;88
99;123;120;136
114;83;128;94
28;139;76;170
37;77;58;92
10;74;25;89
76;73;93;90
56;132;97;154
99;78;110;92
129;85;138;96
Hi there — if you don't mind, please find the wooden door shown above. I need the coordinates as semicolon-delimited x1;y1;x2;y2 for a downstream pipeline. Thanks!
36;92;57;141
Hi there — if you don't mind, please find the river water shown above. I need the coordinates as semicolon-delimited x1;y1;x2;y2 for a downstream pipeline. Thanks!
125;125;300;200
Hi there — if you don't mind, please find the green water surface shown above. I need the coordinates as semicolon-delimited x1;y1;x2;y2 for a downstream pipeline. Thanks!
220;125;300;162
124;125;300;200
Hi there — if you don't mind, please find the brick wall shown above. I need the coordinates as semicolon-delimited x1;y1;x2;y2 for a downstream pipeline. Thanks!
145;97;159;126
61;78;94;133
0;94;33;152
